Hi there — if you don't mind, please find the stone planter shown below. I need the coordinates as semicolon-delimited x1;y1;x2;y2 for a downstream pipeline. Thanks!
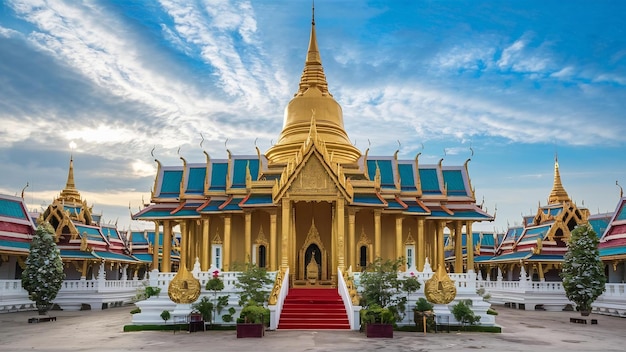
366;323;393;338
236;323;264;338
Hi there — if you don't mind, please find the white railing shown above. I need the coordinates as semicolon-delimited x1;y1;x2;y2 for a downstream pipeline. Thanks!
337;268;361;330
593;283;626;317
269;267;289;330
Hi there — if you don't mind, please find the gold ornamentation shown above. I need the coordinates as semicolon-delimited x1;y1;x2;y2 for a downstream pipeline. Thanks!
168;264;201;304
268;267;285;305
424;264;457;304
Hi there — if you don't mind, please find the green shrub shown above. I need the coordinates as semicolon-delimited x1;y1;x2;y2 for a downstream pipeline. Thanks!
239;302;270;325
129;307;141;314
451;300;480;328
145;286;161;299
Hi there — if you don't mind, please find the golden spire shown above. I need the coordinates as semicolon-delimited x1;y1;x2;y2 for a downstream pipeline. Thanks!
548;155;570;204
59;154;82;204
265;4;361;165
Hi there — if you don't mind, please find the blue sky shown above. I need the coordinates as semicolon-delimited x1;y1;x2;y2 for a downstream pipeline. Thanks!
0;0;624;233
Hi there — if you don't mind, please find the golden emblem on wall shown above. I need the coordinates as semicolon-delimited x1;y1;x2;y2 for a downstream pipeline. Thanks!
424;264;457;304
168;265;201;304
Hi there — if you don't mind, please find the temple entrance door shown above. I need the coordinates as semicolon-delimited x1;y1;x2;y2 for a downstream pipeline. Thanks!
297;220;329;285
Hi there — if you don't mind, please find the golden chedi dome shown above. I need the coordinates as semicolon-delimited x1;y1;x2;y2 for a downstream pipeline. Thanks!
265;11;361;165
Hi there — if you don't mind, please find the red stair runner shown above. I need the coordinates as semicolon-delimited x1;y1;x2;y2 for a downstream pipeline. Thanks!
278;288;350;329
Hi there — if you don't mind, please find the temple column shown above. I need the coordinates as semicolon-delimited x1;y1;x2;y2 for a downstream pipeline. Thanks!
281;198;291;268
244;211;252;262
201;217;210;271
454;221;463;273
395;215;403;268
162;220;172;273
223;215;232;271
436;220;445;271
81;260;88;280
417;218;425;271
374;210;381;259
269;211;277;271
336;198;345;271
537;262;545;281
180;220;188;268
466;221;474;272
348;209;356;270
152;221;160;271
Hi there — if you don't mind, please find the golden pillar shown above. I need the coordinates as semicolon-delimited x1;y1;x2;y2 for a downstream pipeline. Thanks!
436;221;445;271
466;221;474;271
395;215;403;266
269;211;277;271
223;215;231;271
348;209;356;270
454;221;463;273
374;210;381;259
537;262;545;281
180;220;188;267
201;218;210;271
244;212;252;262
152;221;160;271
162;220;172;273
281;198;291;268
336;198;345;271
417;218;425;271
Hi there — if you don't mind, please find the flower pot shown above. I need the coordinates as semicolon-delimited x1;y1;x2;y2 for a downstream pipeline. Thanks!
366;323;393;338
236;323;264;338
580;310;591;317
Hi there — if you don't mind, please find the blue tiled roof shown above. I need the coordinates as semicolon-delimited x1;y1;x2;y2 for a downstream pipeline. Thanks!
60;250;98;259
386;199;405;210
171;208;201;217
209;163;228;191
503;227;524;243
187;166;206;194
600;246;626;257
130;231;150;243
353;194;385;205
367;159;395;188
473;255;493;263
404;201;428;214
220;199;243;211
526;254;563;261
398;163;416;191
616;203;626;221
63;205;82;215
232;159;259;188
0;198;27;219
94;251;138;262
241;194;273;206
442;169;466;196
589;217;610;238
521;225;550;242
0;239;30;251
542;207;562;216
161;169;183;196
419;168;441;194
133;253;154;263
102;226;121;240
75;225;105;241
488;251;531;262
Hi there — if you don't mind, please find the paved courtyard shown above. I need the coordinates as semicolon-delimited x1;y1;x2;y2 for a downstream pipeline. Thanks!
1;305;624;352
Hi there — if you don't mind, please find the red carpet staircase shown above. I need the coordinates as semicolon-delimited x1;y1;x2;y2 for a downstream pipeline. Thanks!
278;288;350;329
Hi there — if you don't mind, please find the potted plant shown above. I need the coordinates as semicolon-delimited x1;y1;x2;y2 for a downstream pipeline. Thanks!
560;224;606;316
413;297;434;333
359;257;408;338
234;262;273;338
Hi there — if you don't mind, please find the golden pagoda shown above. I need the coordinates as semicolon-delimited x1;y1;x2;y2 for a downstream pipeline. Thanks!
134;9;492;289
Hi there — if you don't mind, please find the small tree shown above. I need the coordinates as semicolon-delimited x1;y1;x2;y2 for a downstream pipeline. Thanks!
234;262;273;307
22;223;65;315
560;224;606;315
359;257;407;323
451;300;480;329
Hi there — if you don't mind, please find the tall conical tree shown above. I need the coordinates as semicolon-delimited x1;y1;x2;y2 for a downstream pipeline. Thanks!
22;223;65;315
560;223;606;316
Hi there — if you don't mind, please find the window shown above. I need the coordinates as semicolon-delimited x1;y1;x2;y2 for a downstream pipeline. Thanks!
212;245;222;269
405;245;415;269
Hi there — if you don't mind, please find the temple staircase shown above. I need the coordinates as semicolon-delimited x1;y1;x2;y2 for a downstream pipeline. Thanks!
278;288;350;329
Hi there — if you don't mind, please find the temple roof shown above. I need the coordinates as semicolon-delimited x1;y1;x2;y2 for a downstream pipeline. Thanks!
548;157;570;204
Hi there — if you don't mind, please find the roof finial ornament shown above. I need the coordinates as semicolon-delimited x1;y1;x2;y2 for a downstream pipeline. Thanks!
200;133;205;149
617;180;624;198
312;0;315;25
21;182;29;199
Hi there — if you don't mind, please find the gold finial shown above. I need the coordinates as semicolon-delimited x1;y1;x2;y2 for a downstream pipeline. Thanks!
21;182;29;199
548;155;570;204
312;0;315;25
59;154;82;203
617;180;623;198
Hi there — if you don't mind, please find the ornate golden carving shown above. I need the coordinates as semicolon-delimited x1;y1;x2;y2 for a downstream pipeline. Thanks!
268;267;285;305
424;264;457;304
168;264;201;304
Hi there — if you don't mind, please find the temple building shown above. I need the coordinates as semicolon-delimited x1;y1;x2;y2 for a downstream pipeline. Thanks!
476;158;611;282
599;193;626;283
133;11;492;287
